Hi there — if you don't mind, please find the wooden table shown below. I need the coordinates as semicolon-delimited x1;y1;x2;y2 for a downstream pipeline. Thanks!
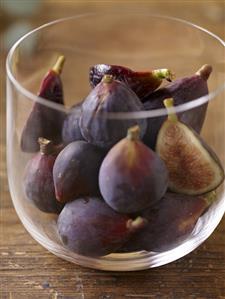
1;1;225;298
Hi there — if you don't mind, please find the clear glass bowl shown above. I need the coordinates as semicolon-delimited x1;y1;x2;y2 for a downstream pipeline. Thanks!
6;13;225;271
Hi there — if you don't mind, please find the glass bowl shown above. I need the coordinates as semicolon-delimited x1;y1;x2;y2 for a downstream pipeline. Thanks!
6;13;225;271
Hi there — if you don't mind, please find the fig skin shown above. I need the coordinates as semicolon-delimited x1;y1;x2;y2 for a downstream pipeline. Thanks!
53;141;106;203
23;138;64;214
142;65;212;149
80;75;147;149
21;56;66;153
62;102;84;145
156;98;225;195
89;64;174;99
119;192;215;253
57;197;147;257
99;126;168;213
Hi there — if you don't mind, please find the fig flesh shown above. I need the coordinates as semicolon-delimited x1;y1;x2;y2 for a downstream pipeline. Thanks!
89;64;174;98
80;75;147;149
21;56;66;153
23;138;64;214
57;197;147;257
99;125;168;213
156;98;224;195
143;65;212;149
53;140;106;203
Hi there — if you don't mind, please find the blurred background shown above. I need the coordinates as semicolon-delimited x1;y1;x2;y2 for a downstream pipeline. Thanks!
1;0;224;53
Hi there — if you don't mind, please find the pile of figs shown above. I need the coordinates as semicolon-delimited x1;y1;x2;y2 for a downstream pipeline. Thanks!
21;56;224;257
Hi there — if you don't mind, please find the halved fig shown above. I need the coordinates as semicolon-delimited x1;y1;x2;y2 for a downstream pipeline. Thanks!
156;98;224;195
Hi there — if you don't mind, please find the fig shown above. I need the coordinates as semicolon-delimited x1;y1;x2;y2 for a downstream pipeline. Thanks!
89;64;174;99
62;102;84;145
99;125;168;213
53;140;106;203
143;65;212;149
156;98;224;195
57;197;147;257
23;138;64;214
120;192;216;252
80;75;147;149
21;55;66;153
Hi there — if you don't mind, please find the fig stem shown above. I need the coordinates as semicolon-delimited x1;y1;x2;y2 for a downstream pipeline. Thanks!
52;55;65;75
195;64;212;81
152;69;175;82
38;137;54;155
127;125;140;141
205;191;217;206
102;74;114;84
164;98;178;122
126;216;147;232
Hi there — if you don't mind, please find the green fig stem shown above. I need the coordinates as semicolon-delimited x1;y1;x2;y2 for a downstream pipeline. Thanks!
164;98;178;122
38;137;54;155
127;125;141;141
205;191;217;207
126;216;147;232
52;55;65;75
195;64;212;81
102;74;114;84
152;68;175;82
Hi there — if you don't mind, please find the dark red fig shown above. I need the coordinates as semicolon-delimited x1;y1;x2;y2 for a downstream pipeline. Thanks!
53;141;106;203
62;102;85;145
89;64;174;99
80;75;147;149
99;125;168;213
21;55;66;153
156;98;224;195
120;192;216;252
57;197;147;257
143;65;212;149
23;138;64;214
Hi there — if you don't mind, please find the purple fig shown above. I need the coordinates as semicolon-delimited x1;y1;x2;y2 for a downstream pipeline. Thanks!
57;197;147;257
89;64;174;98
21;55;66;153
99;125;168;213
80;75;147;149
62;102;85;145
143;65;212;149
156;98;224;195
23;138;64;214
53;141;106;203
120;192;216;252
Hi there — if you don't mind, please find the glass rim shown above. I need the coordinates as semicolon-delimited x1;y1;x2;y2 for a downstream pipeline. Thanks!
6;13;225;119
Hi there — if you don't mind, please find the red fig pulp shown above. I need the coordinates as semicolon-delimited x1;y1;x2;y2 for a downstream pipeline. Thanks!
156;98;224;195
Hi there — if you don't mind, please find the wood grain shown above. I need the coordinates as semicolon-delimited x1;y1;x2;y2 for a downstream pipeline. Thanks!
1;1;225;299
